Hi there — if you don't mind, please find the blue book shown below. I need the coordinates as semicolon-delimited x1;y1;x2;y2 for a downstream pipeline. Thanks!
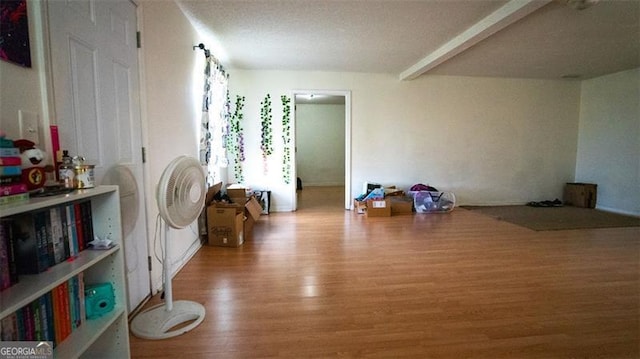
0;166;21;176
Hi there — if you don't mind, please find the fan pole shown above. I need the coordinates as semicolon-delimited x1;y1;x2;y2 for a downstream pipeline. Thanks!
164;221;173;312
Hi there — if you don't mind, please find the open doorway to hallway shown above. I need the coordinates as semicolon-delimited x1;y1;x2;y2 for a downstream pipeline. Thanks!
292;91;351;211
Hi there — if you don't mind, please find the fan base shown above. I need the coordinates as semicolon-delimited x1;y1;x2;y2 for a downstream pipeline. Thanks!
130;300;206;340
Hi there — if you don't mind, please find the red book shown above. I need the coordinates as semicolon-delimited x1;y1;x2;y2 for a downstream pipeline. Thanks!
62;281;71;338
0;157;22;166
0;183;28;197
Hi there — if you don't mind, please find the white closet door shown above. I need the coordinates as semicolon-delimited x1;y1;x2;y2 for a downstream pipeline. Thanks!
48;0;151;313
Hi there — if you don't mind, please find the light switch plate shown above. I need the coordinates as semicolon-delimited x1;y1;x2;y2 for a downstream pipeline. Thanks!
19;110;39;144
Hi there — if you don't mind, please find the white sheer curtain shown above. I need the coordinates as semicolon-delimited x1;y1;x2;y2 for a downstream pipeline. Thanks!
199;55;229;185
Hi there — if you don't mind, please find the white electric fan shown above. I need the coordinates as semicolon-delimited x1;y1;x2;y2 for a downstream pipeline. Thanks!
130;156;206;340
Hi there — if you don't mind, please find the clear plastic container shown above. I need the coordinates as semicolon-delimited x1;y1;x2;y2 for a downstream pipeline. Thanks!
411;191;456;213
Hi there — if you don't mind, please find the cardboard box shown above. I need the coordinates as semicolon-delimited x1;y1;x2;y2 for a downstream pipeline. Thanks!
227;184;249;204
354;199;367;214
390;196;413;215
205;183;262;245
366;198;391;217
243;196;263;242
564;183;597;208
207;206;244;247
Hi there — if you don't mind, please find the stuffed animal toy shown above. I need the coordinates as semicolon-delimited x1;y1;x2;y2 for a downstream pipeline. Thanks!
14;139;48;190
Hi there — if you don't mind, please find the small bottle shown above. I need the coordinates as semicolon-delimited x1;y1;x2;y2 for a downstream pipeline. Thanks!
61;150;72;165
59;150;75;188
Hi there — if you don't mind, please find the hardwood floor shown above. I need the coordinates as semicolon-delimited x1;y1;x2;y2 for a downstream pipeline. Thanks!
129;187;639;358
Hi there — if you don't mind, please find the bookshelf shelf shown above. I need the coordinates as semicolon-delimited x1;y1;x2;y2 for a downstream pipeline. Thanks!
0;246;119;317
0;185;130;358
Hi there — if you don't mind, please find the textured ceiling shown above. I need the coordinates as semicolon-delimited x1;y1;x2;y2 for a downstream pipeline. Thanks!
177;0;640;81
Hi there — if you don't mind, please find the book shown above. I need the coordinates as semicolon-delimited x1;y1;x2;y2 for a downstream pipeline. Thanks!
32;299;42;340
60;281;71;340
0;138;13;148
0;165;22;176
12;211;50;274
7;222;18;287
38;295;50;341
45;292;56;345
0;312;18;340
23;302;34;341
81;201;94;247
15;309;25;341
0;183;28;196
36;211;52;272
0;220;11;290
49;206;66;264
0;175;21;185
54;282;71;344
59;205;70;260
40;209;55;267
0;192;29;206
77;272;86;327
65;204;78;257
0;220;19;290
0;220;19;291
0;147;19;157
0;156;22;166
69;276;82;330
51;285;62;346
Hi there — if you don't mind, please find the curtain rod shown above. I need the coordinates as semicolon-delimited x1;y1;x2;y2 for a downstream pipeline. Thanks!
193;43;228;77
193;43;211;58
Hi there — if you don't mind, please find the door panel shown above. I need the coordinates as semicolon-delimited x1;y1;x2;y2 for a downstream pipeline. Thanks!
48;0;150;313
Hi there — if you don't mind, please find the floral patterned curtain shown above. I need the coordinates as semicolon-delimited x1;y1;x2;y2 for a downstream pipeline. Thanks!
199;55;229;186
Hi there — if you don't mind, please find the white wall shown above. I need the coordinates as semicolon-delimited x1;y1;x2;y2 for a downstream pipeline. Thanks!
140;0;207;291
228;70;581;211
576;68;640;216
296;104;345;186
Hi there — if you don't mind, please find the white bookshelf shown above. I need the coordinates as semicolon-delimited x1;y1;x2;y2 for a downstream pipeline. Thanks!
0;186;130;359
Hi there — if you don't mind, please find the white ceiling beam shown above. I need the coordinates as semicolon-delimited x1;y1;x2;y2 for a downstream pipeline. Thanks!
399;0;552;81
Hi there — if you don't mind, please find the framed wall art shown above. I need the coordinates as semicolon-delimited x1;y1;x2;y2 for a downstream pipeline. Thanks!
0;0;32;67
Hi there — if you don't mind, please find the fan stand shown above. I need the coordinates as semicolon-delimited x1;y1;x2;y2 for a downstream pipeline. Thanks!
130;221;206;340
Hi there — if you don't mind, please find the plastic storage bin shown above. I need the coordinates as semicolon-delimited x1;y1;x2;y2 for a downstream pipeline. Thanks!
411;191;456;213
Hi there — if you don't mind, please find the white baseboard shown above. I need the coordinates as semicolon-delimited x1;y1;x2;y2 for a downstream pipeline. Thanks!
595;205;640;218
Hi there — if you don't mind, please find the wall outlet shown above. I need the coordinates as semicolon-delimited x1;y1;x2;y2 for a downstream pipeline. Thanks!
19;110;39;144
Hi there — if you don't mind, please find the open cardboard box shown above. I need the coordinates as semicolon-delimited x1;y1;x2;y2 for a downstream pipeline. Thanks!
206;183;262;246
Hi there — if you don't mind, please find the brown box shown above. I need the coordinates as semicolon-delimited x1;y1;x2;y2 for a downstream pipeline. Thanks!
243;196;263;242
354;199;367;214
366;198;391;217
205;183;262;245
207;206;244;247
564;182;597;208
390;196;413;215
226;184;249;204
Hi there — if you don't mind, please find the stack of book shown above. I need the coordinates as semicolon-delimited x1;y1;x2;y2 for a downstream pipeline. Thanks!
0;273;86;347
0;137;28;205
1;200;93;292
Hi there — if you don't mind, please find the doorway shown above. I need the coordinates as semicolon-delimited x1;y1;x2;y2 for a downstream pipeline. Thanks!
291;90;351;211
